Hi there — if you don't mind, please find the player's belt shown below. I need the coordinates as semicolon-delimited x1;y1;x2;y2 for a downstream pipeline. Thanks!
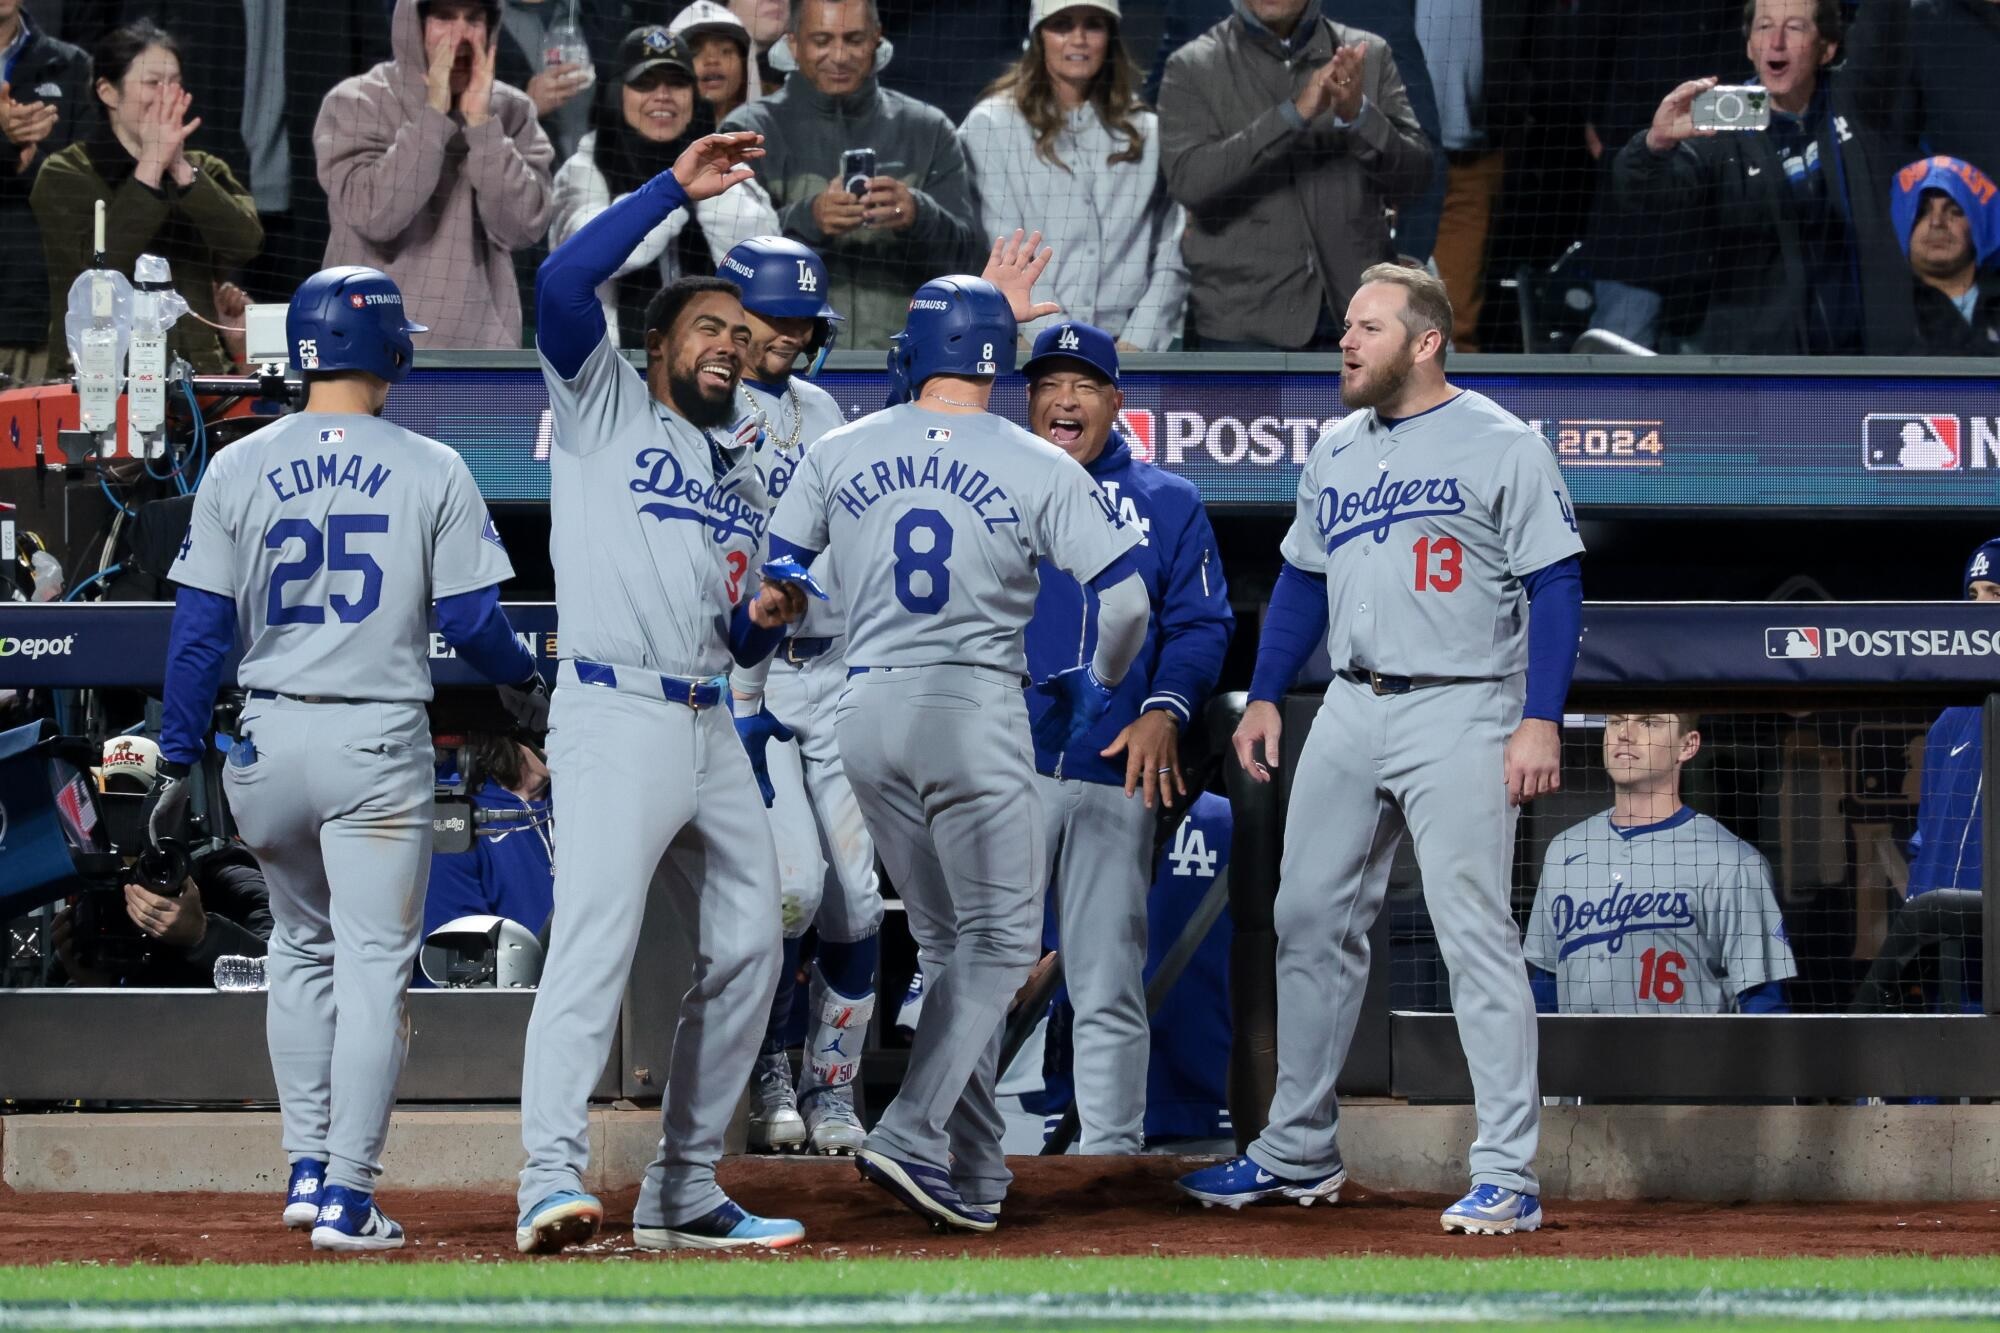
245;689;368;705
1336;669;1475;696
781;636;836;665
568;658;727;710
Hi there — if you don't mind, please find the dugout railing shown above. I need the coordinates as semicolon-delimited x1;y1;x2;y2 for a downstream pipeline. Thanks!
2;601;1998;1116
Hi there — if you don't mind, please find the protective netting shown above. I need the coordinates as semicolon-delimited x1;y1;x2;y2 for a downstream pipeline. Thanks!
1386;707;1984;1017
0;0;1991;370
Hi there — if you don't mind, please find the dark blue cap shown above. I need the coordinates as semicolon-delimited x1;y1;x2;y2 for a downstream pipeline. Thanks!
1965;538;2000;596
1022;320;1120;385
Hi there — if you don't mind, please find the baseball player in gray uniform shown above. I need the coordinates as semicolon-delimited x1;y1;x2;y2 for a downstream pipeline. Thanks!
151;266;547;1252
1177;264;1586;1235
1526;713;1796;1014
765;275;1147;1231
514;133;811;1256
716;237;888;1158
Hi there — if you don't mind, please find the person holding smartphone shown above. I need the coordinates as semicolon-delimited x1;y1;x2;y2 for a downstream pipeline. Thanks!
1610;0;1917;357
720;0;976;347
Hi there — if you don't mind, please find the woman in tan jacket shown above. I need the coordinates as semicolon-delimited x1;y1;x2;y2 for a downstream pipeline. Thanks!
32;19;262;378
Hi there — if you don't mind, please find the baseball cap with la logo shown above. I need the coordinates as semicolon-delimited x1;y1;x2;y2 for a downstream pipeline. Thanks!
1022;320;1120;384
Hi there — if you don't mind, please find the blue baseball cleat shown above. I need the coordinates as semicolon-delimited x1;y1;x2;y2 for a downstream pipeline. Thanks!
1175;1155;1346;1209
1441;1183;1544;1235
633;1198;804;1251
515;1189;604;1255
310;1184;405;1252
856;1149;998;1232
282;1158;325;1230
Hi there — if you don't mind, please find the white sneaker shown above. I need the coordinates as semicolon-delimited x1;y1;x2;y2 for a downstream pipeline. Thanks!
747;1049;805;1151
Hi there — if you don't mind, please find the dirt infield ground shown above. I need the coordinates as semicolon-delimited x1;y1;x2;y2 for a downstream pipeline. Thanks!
4;1156;1998;1265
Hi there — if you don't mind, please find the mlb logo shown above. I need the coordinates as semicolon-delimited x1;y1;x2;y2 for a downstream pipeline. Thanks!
925;427;951;442
1864;413;1960;470
349;294;367;309
1118;408;1154;462
1766;627;1822;659
318;427;345;444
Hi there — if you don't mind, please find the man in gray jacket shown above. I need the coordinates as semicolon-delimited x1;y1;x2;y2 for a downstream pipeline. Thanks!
721;0;975;347
1160;0;1433;350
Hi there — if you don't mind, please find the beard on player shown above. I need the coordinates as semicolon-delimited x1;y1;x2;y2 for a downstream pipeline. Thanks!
1339;332;1418;410
666;343;742;429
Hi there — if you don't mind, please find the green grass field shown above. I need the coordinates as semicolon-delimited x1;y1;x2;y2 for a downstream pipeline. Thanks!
3;1255;2000;1331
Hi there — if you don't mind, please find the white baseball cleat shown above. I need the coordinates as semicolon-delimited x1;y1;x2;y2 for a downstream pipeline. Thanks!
747;1049;806;1151
804;1082;867;1155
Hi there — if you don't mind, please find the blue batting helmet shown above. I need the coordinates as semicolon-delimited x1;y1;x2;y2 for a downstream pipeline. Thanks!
719;236;844;377
888;276;1016;400
287;266;428;383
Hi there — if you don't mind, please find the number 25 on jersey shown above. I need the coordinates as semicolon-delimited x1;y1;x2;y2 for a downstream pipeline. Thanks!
1413;535;1462;592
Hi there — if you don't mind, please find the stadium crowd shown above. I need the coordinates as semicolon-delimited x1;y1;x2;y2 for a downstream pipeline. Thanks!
0;0;1991;365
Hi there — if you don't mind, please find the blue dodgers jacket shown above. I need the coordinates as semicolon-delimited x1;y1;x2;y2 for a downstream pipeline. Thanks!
1908;706;1983;897
1024;433;1233;784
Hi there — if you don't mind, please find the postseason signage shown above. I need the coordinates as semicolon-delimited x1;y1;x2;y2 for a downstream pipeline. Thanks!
6;602;2000;691
381;365;2000;513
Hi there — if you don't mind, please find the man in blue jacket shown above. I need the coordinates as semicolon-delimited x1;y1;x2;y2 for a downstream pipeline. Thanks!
1907;537;2000;897
1021;320;1233;1154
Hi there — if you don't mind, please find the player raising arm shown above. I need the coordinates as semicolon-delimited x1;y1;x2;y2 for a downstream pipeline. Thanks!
762;277;1147;1232
1176;263;1585;1236
150;267;547;1253
514;131;810;1257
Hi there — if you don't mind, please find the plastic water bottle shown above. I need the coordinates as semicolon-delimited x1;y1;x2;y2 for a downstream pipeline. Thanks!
543;4;596;91
213;955;268;991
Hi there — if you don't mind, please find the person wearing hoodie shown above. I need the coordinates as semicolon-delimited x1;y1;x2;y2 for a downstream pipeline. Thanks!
720;0;976;347
32;19;261;378
1892;154;2000;357
958;1;1189;352
549;26;778;347
315;0;556;350
671;1;758;122
1158;0;1434;350
1020;320;1232;1154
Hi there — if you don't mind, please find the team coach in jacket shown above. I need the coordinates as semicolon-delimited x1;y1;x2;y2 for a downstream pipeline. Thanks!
1022;320;1234;1154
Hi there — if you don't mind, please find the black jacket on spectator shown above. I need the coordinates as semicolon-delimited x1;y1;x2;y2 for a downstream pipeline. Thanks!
75;844;273;988
1914;271;2000;356
121;1;390;298
0;20;92;346
1612;73;1920;357
1852;0;2000;182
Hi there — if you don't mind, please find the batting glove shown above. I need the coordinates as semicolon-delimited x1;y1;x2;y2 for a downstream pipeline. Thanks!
759;557;830;601
498;672;551;735
140;760;194;854
1029;665;1116;753
733;703;796;807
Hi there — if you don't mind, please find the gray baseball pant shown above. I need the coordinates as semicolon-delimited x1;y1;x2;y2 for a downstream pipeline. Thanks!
223;696;435;1195
1246;674;1540;1194
518;664;782;1224
766;646;883;943
1035;771;1156;1154
837;664;1045;1207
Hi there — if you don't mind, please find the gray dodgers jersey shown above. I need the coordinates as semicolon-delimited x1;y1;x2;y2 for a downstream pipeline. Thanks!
543;334;768;677
741;374;848;640
1279;390;1584;678
1525;808;1798;1014
769;403;1140;674
169;412;512;701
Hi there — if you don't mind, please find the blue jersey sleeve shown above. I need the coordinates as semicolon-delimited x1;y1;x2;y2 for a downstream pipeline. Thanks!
159;586;237;768
536;171;691;379
435;585;537;686
1522;556;1583;722
1247;562;1328;705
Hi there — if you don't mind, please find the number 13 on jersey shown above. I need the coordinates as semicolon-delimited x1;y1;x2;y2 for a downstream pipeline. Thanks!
1413;535;1462;592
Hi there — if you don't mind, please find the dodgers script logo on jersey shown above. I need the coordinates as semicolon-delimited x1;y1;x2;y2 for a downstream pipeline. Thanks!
1314;471;1467;553
630;447;765;546
1547;877;1697;961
